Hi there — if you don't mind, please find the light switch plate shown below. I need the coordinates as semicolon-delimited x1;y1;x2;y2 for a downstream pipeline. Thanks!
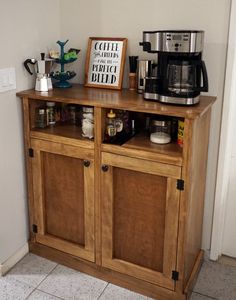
0;68;16;92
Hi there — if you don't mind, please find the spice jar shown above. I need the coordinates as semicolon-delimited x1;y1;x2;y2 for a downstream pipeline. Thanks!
35;107;46;128
81;106;94;139
46;102;56;126
150;117;171;144
106;110;117;138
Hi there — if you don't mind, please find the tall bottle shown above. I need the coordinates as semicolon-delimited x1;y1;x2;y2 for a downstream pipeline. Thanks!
106;109;117;142
46;102;56;126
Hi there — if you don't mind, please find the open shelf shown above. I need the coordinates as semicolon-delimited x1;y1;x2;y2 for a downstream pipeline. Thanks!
124;131;182;157
30;124;94;149
102;131;183;166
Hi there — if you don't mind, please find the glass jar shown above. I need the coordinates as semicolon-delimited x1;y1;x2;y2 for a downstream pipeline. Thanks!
46;102;56;126
106;110;117;138
150;117;171;144
35;107;46;128
81;106;94;139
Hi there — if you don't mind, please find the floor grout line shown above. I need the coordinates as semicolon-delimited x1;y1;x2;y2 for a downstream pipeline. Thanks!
25;287;37;300
192;291;218;299
97;282;109;299
24;261;59;300
35;263;58;288
36;288;65;300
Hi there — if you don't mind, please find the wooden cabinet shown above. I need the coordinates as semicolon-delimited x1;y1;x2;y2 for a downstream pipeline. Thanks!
30;139;95;262
17;86;216;300
101;153;181;289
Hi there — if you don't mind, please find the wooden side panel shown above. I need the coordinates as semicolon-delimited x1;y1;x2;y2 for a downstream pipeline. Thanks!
43;152;85;245
22;97;36;241
113;167;167;272
178;109;211;290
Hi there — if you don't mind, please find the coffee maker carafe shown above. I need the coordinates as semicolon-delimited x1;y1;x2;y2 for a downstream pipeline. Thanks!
140;30;208;105
24;53;54;92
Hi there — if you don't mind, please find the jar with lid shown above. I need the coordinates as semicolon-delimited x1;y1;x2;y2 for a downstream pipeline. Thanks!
46;102;56;126
106;110;117;140
150;116;171;144
35;107;46;128
81;106;94;139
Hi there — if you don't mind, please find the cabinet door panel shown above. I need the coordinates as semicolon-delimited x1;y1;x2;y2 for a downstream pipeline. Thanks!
43;152;85;245
31;139;95;262
101;153;181;290
113;167;166;272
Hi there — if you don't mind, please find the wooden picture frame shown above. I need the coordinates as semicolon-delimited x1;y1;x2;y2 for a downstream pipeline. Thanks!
84;37;127;90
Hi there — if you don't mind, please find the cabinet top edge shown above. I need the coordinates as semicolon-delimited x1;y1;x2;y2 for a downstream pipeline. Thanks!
17;84;216;119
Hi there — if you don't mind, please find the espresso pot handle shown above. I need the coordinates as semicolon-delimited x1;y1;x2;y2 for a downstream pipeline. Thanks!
23;59;36;75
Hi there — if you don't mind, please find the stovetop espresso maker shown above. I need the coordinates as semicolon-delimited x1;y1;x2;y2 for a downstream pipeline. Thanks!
140;30;208;105
24;53;54;92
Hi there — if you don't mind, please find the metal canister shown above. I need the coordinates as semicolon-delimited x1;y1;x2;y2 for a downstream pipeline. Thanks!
137;60;154;93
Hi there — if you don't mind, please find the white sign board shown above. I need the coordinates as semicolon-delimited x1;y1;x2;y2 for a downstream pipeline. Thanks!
85;38;127;90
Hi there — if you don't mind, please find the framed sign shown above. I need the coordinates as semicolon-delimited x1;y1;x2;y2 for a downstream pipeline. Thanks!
85;37;127;90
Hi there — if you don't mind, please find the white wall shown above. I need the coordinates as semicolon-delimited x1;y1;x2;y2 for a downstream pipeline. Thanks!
0;0;60;264
60;0;231;250
211;0;236;260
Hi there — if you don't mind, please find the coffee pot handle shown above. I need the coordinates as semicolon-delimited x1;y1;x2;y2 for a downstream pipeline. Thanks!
199;60;208;92
24;59;36;75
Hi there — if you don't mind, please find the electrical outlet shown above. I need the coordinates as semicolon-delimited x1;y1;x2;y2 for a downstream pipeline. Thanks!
0;68;16;92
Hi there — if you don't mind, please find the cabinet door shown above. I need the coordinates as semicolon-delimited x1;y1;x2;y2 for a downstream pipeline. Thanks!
101;152;181;290
31;139;95;262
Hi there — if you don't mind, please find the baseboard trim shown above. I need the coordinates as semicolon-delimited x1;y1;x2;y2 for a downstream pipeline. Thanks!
0;243;29;276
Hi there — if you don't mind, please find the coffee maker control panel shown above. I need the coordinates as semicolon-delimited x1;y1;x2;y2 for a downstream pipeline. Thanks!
141;30;204;54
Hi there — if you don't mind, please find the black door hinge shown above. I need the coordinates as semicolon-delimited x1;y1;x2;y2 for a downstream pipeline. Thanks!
28;148;34;157
172;270;179;281
32;224;38;233
177;179;184;191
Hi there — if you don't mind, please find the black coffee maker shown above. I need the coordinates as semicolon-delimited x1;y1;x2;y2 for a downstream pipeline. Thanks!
140;30;208;105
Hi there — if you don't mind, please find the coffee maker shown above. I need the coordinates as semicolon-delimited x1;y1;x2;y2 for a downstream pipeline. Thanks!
24;53;54;92
140;30;208;105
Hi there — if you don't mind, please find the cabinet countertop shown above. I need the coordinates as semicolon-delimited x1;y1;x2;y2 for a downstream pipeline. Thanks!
17;84;216;119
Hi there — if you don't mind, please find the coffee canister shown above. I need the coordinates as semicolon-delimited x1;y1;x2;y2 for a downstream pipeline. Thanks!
137;60;154;93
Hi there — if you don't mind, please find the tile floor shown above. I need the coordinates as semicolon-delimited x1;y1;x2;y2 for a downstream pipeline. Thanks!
0;253;236;300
